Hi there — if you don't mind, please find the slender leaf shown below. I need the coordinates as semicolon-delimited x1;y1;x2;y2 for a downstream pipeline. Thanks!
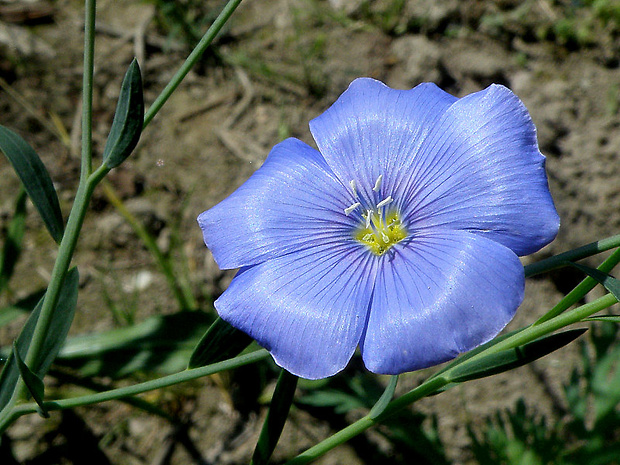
35;268;79;377
56;311;211;378
0;267;78;410
369;375;398;420
12;343;48;417
430;327;528;381
102;59;144;169
189;316;253;369
584;315;620;323
0;188;27;294
251;370;298;465
448;329;587;383
570;262;620;300
0;125;64;243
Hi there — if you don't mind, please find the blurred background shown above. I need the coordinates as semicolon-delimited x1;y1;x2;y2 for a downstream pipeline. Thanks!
0;0;618;463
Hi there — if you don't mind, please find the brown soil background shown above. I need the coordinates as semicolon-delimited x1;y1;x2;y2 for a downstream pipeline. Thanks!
0;0;619;464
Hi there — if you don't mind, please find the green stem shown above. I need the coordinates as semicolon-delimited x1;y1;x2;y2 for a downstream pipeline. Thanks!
49;368;175;422
142;0;243;128
534;246;620;324
20;166;106;360
286;293;618;465
0;164;110;431
80;0;96;176
0;1;102;428
6;349;269;423
524;233;620;278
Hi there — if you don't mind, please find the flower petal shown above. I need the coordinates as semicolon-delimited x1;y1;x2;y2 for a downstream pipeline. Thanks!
198;138;355;269
215;244;377;379
309;78;457;202
399;84;559;256
360;230;524;374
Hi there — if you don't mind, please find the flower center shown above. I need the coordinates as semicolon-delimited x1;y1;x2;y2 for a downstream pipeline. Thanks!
344;175;407;255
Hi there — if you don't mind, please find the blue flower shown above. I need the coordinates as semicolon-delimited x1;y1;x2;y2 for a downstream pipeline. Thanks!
198;78;559;380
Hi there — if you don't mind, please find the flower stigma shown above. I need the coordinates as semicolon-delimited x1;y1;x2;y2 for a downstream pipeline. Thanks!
344;175;407;255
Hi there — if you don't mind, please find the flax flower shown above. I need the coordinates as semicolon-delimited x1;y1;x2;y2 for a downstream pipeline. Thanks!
198;78;559;379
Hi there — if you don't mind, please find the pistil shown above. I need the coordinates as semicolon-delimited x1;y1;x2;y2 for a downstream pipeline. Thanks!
344;175;407;255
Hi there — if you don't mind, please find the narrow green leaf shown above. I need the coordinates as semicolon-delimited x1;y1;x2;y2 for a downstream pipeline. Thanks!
12;343;48;417
369;375;398;420
35;268;79;378
0;188;27;294
429;327;528;381
102;59;144;169
584;315;620;323
188;317;253;369
0;125;64;243
0;267;78;411
251;370;298;465
448;329;587;383
56;311;211;378
569;262;620;300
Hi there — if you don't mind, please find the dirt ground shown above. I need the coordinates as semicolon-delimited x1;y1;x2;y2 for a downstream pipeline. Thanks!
0;0;619;464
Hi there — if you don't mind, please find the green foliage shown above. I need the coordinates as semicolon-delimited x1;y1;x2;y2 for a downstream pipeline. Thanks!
54;311;212;378
297;369;449;465
189;317;253;369
0;126;64;244
468;322;620;465
149;0;224;47
102;59;144;170
359;0;407;35
477;0;619;49
468;398;562;465
449;329;587;383
252;370;299;465
0;268;79;411
12;343;48;417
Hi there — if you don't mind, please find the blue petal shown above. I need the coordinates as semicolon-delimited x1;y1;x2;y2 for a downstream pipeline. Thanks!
360;230;524;374
198;138;356;269
397;84;559;256
215;244;377;379
309;78;457;202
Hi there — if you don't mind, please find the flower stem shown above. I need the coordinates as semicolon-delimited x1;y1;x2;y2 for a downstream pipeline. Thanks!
285;293;618;464
524;233;620;277
80;0;96;177
4;349;269;424
534;246;620;324
142;0;243;128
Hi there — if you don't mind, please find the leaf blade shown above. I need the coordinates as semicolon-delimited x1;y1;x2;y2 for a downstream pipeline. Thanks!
569;262;620;300
12;343;48;417
188;317;253;369
0;268;79;411
448;329;587;383
251;370;298;465
0;125;64;243
102;59;144;169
